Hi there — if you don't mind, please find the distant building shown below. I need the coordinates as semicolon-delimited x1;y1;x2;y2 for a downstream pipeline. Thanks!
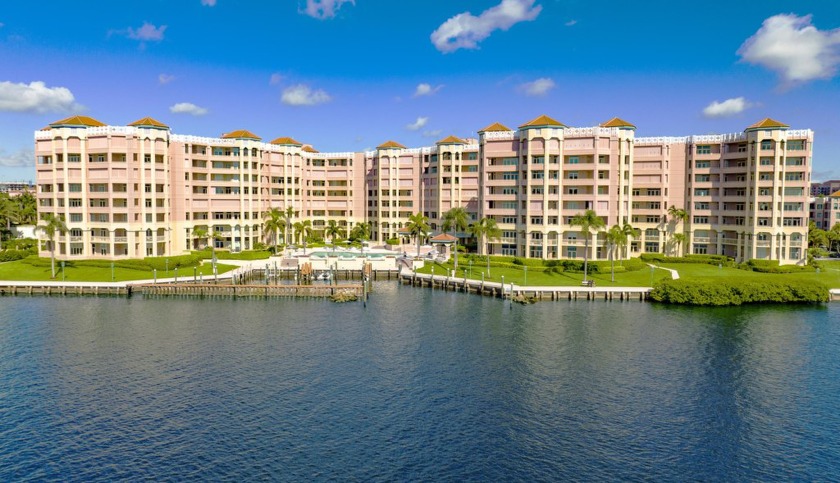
809;190;840;230
811;180;840;197
0;181;35;197
34;115;813;264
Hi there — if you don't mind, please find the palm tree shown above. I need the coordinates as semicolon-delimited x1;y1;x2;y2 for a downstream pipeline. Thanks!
293;219;313;253
570;209;606;282
671;233;687;257
36;213;68;279
442;206;469;270
620;223;641;261
469;217;502;256
263;207;284;254
349;222;371;254
667;205;689;256
282;206;295;245
405;212;430;257
325;220;344;251
605;225;626;282
192;226;208;250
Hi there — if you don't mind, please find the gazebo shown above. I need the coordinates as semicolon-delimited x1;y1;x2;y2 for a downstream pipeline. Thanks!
429;233;457;260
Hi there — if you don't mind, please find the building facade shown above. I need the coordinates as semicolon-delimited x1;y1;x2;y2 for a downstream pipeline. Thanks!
34;115;813;264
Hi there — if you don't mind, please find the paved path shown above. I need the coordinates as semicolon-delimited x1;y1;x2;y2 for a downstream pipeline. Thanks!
648;264;679;280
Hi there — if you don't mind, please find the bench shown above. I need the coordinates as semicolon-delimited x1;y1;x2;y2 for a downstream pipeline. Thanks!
581;280;595;287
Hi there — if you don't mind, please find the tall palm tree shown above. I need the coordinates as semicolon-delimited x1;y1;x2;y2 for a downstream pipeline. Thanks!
406;212;430;257
469;217;502;256
570;209;606;282
620;222;641;261
36;213;68;279
192;226;208;250
350;222;371;254
605;225;626;282
442;206;469;270
671;233;687;257
282;206;295;245
325;220;344;251
263;207;284;254
293;219;313;253
667;205;689;256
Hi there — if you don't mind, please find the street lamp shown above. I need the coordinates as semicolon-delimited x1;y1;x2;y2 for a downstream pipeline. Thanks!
111;262;115;282
524;265;527;286
165;258;169;275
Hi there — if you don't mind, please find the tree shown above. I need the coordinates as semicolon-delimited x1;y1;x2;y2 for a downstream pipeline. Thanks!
829;223;840;253
293;219;313;253
442;206;469;270
620;223;640;261
405;212;430;257
469;217;502;257
605;225;626;282
809;226;828;250
192;226;208;250
36;213;68;279
671;233;687;257
570;209;606;282
282;206;296;245
667;205;689;256
325;219;344;251
263;207;284;254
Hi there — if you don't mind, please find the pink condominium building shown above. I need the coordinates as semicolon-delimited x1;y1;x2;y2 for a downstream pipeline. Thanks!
34;114;813;264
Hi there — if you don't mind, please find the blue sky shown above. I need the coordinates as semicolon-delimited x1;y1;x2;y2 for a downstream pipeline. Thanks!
1;0;839;182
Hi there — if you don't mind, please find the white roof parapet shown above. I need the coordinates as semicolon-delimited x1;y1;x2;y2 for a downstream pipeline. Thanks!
308;152;356;159
483;130;516;140
402;148;422;154
564;126;620;137
171;134;236;146
786;129;812;139
634;136;690;145
34;130;52;140
87;126;138;137
690;133;746;144
464;144;479;150
364;151;376;157
421;147;433;154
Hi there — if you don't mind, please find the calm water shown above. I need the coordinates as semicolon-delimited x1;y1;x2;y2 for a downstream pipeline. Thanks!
1;284;839;481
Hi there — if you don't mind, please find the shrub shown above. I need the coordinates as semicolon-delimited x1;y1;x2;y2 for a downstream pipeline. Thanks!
0;249;32;262
743;259;816;273
650;278;829;305
195;249;270;261
2;238;38;251
385;238;400;246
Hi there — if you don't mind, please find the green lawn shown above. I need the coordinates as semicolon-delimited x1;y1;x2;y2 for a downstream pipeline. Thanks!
0;259;236;282
659;261;840;288
415;260;672;287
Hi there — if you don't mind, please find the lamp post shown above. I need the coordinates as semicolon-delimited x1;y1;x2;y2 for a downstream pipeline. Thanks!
165;258;169;275
61;261;65;282
193;266;197;282
524;265;527;286
174;267;178;283
153;268;157;283
111;262;115;283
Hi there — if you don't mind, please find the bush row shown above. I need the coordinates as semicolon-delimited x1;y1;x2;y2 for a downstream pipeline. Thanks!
742;259;816;273
21;254;205;271
454;256;646;274
0;249;34;262
195;249;271;261
650;278;829;306
640;253;732;265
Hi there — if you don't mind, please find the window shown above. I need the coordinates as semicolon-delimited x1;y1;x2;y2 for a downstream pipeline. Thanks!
695;161;710;168
694;216;708;224
761;140;773;150
787;140;804;151
567;172;579;180
68;154;81;163
696;145;711;154
70;213;82;222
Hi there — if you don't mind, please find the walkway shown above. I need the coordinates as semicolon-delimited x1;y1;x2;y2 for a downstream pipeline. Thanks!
648;264;680;280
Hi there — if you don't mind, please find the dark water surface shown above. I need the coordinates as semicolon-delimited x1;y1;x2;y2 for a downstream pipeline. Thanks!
1;283;839;481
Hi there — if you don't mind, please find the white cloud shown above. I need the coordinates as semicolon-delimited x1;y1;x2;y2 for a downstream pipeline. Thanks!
430;0;542;53
0;81;82;113
413;83;443;97
201;0;217;6
281;84;332;106
269;73;284;85
158;73;175;85
422;129;443;138
126;22;167;41
518;77;555;96
169;102;208;116
702;97;755;118
738;14;840;84
565;20;577;27
406;117;429;131
302;0;355;20
0;147;33;167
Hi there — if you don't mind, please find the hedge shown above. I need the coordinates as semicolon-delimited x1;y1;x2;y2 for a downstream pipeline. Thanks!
449;255;646;274
650;278;829;306
641;253;732;265
21;254;205;271
195;249;271;261
742;259;816;274
0;249;35;262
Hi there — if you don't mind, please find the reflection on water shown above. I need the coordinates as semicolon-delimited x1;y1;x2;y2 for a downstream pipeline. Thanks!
1;286;838;480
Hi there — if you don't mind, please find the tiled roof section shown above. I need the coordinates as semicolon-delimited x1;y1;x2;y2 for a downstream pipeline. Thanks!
221;129;261;140
302;146;319;153
436;135;466;144
746;118;789;130
429;233;457;243
49;115;106;127
377;140;406;149
519;115;566;129
127;117;169;128
478;122;512;132
830;190;840;198
270;136;303;146
600;117;636;129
